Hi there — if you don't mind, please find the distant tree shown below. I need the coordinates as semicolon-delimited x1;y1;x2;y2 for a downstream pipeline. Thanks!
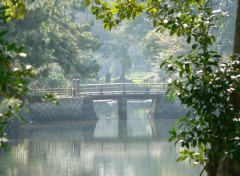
216;0;237;55
94;22;135;82
7;0;101;87
95;17;151;82
142;30;187;82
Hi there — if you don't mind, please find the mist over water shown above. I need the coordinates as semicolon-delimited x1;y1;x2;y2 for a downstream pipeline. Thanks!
0;101;206;176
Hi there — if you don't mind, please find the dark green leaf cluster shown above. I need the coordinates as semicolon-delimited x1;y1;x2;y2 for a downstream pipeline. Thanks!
0;4;33;147
163;24;240;174
168;54;240;160
86;0;145;30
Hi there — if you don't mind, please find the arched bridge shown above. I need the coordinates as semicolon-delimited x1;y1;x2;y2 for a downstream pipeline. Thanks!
32;83;168;120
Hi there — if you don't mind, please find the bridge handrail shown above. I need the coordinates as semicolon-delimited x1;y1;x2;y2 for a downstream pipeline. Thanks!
79;83;167;93
78;83;167;86
31;83;168;97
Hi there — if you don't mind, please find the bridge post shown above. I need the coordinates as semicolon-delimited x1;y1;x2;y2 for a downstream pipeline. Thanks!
145;84;149;94
100;85;103;95
82;96;97;120
76;79;80;96
118;119;128;139
118;97;127;120
148;98;162;119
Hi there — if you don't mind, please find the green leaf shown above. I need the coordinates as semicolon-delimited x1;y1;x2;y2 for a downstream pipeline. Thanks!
192;44;198;50
187;35;191;43
0;30;7;37
196;0;204;4
102;2;107;8
166;92;176;101
186;0;194;5
212;54;221;58
95;0;101;5
7;43;16;51
170;29;176;36
84;0;91;7
177;155;188;162
160;60;167;68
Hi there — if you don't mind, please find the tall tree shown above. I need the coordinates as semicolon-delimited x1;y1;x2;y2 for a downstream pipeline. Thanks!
94;18;150;82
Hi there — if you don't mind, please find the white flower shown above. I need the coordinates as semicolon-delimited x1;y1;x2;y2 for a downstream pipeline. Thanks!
163;19;168;24
19;53;27;57
13;67;19;71
26;65;32;69
212;9;221;14
167;78;173;83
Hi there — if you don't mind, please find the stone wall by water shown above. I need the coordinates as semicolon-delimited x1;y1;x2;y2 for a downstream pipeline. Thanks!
28;98;97;122
27;97;185;122
148;98;188;119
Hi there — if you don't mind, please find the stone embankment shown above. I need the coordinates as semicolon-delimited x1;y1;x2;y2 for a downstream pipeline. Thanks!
28;97;97;122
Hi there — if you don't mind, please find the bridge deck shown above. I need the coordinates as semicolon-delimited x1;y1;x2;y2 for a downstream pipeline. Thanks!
32;83;167;100
89;93;164;100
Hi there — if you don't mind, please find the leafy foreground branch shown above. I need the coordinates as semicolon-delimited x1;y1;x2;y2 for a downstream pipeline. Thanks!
167;54;240;175
0;2;33;148
86;0;240;175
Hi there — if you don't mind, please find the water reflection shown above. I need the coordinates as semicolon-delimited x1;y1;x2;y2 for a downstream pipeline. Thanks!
0;120;206;176
94;118;153;139
94;119;118;138
0;100;206;176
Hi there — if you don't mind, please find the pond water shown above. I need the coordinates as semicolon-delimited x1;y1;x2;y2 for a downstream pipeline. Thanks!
0;100;206;176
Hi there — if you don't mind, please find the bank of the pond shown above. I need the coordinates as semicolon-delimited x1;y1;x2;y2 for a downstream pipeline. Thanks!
27;98;186;122
28;98;97;122
6;99;187;138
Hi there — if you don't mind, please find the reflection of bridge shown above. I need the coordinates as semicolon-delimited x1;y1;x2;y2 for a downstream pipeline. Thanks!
32;83;168;120
27;119;165;141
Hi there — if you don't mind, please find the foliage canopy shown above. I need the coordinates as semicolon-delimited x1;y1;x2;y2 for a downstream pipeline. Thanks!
7;0;101;87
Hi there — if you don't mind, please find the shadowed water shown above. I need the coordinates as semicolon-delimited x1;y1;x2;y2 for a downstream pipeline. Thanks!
0;100;206;176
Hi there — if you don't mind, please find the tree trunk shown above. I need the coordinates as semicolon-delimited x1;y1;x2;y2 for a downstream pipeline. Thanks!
233;0;240;55
232;0;240;111
120;62;126;82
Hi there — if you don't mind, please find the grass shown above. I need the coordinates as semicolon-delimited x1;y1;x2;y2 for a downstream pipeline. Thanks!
126;71;149;83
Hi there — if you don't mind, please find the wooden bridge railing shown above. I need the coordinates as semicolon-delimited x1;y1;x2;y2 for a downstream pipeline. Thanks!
31;83;168;97
78;83;167;95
